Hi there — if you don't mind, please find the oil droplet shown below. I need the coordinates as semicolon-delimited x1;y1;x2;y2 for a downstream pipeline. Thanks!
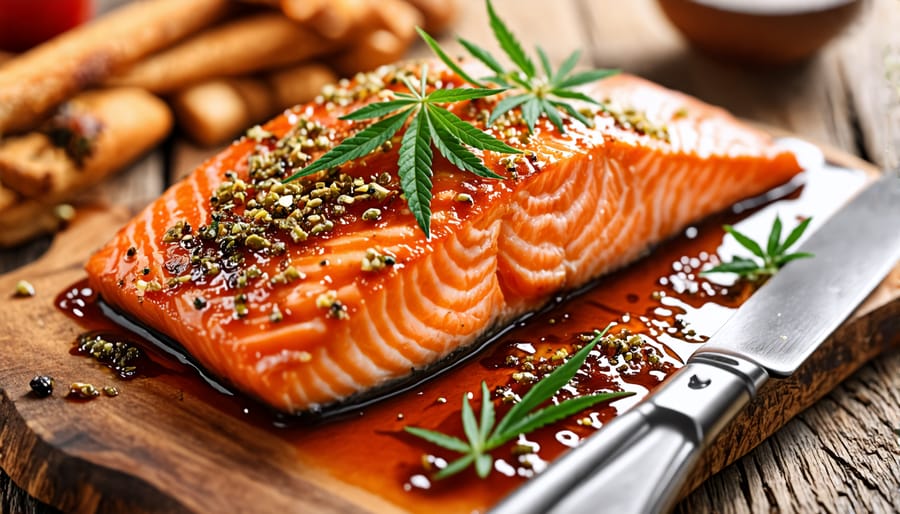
554;430;580;448
494;459;517;477
515;342;535;354
408;474;431;490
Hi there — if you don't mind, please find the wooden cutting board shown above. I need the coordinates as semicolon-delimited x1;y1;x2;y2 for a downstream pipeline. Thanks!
0;146;897;514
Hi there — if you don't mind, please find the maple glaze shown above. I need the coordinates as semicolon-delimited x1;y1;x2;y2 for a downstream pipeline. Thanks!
55;205;752;513
56;158;866;513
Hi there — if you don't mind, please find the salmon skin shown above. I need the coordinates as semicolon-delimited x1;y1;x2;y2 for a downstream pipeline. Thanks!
86;62;801;414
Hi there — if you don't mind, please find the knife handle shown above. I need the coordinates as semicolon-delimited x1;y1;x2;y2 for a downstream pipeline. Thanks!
490;355;768;514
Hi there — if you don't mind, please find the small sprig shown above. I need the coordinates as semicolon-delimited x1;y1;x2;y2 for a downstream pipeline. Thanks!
284;64;520;237
418;0;618;133
405;326;633;479
703;215;814;280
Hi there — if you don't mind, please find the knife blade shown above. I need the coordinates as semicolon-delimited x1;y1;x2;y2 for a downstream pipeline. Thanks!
491;173;900;514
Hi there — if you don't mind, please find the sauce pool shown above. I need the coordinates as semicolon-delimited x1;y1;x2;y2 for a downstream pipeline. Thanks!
55;158;866;513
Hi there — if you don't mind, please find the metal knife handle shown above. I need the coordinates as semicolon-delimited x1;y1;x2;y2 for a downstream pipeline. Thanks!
490;355;768;514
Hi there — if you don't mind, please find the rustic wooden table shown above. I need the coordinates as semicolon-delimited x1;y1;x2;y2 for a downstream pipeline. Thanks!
2;0;899;512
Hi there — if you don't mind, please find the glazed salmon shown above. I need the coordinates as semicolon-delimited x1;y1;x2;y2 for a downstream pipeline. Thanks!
86;62;801;413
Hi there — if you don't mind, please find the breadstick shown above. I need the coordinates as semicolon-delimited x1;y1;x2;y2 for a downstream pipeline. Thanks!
0;88;172;199
0;186;65;247
236;0;375;40
0;0;228;135
403;0;458;34
267;64;338;107
333;30;408;75
235;0;279;5
171;63;336;146
333;0;423;75
170;80;270;148
106;13;343;93
278;0;371;40
371;0;422;44
239;0;440;40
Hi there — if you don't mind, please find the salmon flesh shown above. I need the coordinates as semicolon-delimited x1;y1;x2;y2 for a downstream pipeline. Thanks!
86;63;801;413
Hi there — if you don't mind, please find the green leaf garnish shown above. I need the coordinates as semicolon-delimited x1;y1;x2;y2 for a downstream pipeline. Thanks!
427;105;516;154
488;94;531;125
556;69;619;89
284;0;621;238
398;112;435;236
458;38;506;76
284;64;520;237
428;111;503;180
486;0;535;79
283;1;620;238
404;325;634;479
702;215;814;280
425;0;620;134
416;27;485;87
777;216;812;254
286;109;412;180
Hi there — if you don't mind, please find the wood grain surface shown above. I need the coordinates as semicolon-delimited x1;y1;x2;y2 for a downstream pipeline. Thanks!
2;0;899;512
0;153;896;514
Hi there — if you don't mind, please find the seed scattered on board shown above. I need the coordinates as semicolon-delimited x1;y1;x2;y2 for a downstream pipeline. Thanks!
29;375;54;397
14;280;35;297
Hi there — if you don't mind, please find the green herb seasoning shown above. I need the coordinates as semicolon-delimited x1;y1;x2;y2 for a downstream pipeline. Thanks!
67;382;100;400
75;333;142;378
316;290;349;320
269;304;284;323
54;204;76;223
14;280;35;297
360;248;395;272
602;102;671;142
157;98;413;318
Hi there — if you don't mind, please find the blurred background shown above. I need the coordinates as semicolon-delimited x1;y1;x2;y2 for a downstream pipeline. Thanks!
1;0;895;159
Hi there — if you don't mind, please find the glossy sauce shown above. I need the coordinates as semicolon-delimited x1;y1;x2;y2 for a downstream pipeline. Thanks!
56;156;867;513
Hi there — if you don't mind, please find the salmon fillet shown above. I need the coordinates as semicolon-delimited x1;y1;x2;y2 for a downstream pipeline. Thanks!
86;62;801;413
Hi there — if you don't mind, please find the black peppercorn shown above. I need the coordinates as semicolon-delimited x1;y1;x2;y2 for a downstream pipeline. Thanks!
29;375;54;398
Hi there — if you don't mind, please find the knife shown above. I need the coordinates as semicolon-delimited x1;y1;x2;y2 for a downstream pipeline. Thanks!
491;173;900;514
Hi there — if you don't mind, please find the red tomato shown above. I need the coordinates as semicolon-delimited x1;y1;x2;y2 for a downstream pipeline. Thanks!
0;0;93;52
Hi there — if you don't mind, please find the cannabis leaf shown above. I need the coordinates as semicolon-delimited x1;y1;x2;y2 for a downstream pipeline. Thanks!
419;0;619;134
283;1;618;238
702;215;814;280
405;326;634;479
283;64;520;237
